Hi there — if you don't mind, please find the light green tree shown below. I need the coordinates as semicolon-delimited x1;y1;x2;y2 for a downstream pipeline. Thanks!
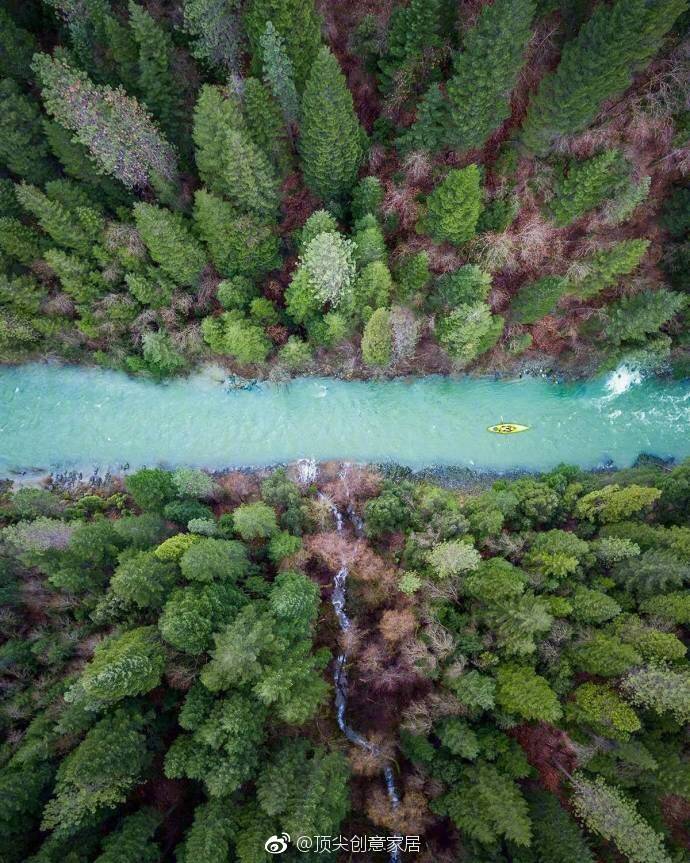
42;708;151;834
495;664;562;722
571;773;673;863
67;626;166;709
549;150;627;226
134;202;207;287
361;308;392;367
419;166;483;245
193;84;279;218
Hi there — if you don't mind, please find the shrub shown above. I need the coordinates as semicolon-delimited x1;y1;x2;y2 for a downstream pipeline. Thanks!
278;336;312;370
155;533;203;561
201;312;272;364
172;468;218;500
126;468;177;512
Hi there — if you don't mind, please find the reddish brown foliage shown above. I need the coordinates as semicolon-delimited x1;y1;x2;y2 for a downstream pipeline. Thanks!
379;608;418;644
305;530;356;572
215;471;260;503
510;722;577;794
320;464;382;508
279;172;321;236
365;785;434;835
266;324;289;345
661;795;690;851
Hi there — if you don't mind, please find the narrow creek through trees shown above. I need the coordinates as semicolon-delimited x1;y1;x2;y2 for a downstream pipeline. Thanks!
319;466;402;863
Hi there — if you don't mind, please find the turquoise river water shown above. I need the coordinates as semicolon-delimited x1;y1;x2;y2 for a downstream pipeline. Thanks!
0;363;689;476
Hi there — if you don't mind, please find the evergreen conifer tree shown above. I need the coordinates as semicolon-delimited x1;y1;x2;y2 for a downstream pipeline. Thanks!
42;708;151;834
511;276;570;323
245;0;322;92
44;0;138;87
571;774;672;863
193;189;280;279
0;80;54;185
299;47;367;202
260;21;300;128
193;84;279;218
607;288;686;345
33;54;179;197
94;809;161;863
378;0;454;97
521;0;687;154
134;202;207;286
361;308;392;367
0;10;38;83
15;183;97;255
243;77;291;173
128;2;183;150
529;791;595;863
419;166;483;245
399;0;535;153
183;0;244;73
0;219;45;266
572;239;649;299
550;150;628;226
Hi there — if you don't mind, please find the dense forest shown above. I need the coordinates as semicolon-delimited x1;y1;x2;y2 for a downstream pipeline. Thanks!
1;458;689;861
0;0;689;380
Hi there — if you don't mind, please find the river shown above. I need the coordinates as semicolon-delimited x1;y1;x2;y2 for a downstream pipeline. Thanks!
0;363;689;476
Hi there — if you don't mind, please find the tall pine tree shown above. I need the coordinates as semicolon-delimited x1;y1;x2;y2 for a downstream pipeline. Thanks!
399;0;535;153
260;21;300;129
43;0;138;87
299;47;366;202
183;0;244;74
244;0;322;92
33;54;179;199
128;2;186;155
378;0;454;97
521;0;687;154
0;80;54;185
193;84;279;219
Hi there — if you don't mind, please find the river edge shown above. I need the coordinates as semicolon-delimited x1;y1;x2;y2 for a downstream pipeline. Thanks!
2;453;678;495
1;342;670;388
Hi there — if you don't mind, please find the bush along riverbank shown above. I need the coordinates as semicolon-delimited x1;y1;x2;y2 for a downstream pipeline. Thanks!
1;3;689;382
1;458;689;862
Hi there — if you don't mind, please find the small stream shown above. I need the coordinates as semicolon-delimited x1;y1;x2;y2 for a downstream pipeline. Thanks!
321;477;402;863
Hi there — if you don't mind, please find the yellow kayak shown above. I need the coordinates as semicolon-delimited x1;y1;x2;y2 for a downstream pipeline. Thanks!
487;423;530;435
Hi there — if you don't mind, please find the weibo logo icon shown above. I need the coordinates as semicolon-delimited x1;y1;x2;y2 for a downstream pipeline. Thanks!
264;833;290;854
